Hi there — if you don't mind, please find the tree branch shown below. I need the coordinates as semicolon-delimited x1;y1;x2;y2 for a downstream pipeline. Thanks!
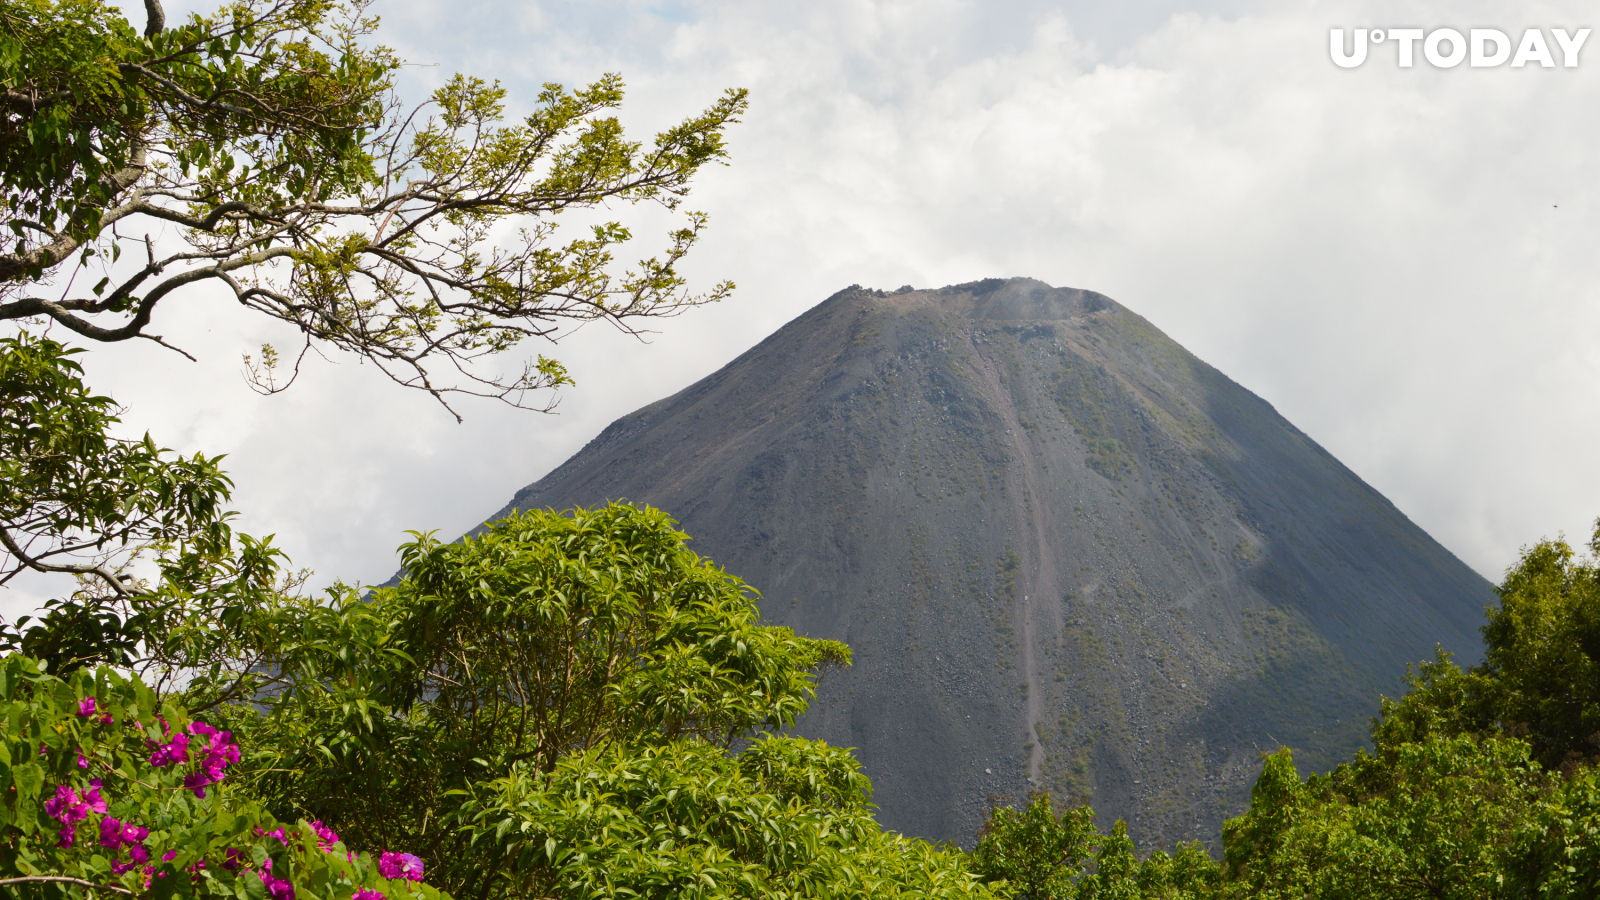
0;524;134;597
0;876;135;896
0;143;148;281
144;0;165;37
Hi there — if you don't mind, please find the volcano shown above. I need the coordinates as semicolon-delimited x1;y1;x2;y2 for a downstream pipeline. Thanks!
480;278;1493;847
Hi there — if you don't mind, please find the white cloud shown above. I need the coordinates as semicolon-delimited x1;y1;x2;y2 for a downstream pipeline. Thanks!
10;0;1600;620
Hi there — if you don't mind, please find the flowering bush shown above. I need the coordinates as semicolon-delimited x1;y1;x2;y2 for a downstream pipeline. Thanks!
0;655;448;900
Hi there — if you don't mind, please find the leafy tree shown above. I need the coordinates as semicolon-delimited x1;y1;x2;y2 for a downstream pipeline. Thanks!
1372;525;1600;772
460;737;1001;900
970;792;1098;899
970;792;1214;900
222;504;930;900
1480;530;1600;771
1219;738;1543;900
0;332;231;601
1502;762;1600;898
0;331;304;717
2;0;746;416
1133;842;1220;900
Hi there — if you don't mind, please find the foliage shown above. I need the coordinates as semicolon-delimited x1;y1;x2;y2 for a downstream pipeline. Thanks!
224;504;864;899
389;505;849;767
459;737;1001;900
969;792;1216;900
1480;531;1600;770
0;654;447;900
970;520;1600;900
1218;737;1543;900
0;331;307;717
0;332;231;598
1372;525;1600;772
1502;762;1600;898
970;792;1097;900
2;0;746;416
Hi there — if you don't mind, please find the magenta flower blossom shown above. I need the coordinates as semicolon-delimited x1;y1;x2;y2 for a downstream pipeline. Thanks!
129;844;150;864
353;889;386;900
111;860;137;875
76;750;90;769
260;859;295;900
265;877;295;900
311;820;339;848
149;732;190;767
162;849;178;863
222;848;247;872
123;823;149;844
56;824;76;848
77;696;115;724
378;852;424;882
45;785;91;823
83;782;106;814
100;818;126;849
256;826;289;846
173;721;241;796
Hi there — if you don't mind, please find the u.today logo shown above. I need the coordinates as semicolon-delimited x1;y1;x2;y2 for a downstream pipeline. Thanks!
1330;28;1591;68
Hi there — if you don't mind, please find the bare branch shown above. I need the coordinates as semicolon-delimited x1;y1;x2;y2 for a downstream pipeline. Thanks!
0;876;136;896
0;523;134;598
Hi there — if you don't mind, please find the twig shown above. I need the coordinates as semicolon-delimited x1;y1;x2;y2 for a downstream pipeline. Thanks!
0;875;135;896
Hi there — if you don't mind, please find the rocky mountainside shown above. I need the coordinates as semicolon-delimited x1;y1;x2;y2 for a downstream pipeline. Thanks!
481;278;1494;848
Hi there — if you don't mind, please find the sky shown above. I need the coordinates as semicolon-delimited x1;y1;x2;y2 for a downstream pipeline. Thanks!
8;0;1600;616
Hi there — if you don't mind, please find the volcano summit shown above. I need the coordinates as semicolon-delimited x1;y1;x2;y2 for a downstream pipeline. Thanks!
481;278;1493;847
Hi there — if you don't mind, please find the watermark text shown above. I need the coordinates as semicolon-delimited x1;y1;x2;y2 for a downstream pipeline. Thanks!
1330;28;1590;68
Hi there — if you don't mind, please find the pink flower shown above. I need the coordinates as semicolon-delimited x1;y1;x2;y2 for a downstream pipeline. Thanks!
353;889;385;900
100;818;126;849
255;826;289;846
122;823;149;844
378;852;424;882
45;785;91;823
149;732;190;767
83;782;106;814
162;849;178;862
78;699;112;723
76;750;90;769
260;859;295;900
111;860;137;875
311;821;340;851
265;877;294;900
173;722;241;796
222;848;247;872
56;824;76;848
129;844;150;864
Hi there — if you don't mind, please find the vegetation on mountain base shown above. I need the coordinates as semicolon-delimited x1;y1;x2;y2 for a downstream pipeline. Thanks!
967;523;1600;899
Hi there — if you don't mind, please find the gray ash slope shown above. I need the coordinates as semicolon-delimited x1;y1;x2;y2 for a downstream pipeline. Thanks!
484;278;1493;848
